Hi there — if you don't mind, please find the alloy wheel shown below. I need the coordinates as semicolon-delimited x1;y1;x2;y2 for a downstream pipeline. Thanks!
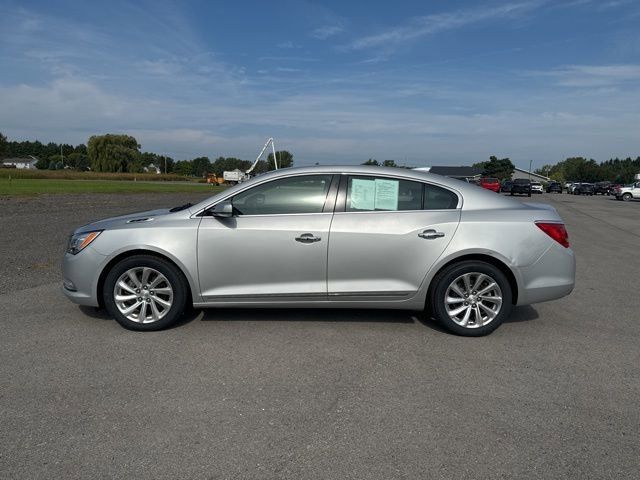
444;272;503;328
113;267;174;323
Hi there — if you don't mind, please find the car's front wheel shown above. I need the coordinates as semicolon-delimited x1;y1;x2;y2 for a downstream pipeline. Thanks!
103;255;188;331
622;193;632;202
430;261;513;336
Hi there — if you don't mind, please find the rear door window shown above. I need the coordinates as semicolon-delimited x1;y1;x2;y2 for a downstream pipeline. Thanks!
345;176;458;211
346;176;423;212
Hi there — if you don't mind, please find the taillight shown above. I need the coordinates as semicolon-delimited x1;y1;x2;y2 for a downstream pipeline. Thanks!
535;222;570;248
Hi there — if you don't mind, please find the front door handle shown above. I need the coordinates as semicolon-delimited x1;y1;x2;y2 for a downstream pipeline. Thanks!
419;229;445;239
295;233;321;243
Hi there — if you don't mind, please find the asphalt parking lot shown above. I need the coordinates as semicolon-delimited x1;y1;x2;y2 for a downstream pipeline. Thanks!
1;191;638;479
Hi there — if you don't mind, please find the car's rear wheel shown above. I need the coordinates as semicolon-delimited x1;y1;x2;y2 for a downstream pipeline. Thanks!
103;255;188;331
622;193;632;202
430;261;513;336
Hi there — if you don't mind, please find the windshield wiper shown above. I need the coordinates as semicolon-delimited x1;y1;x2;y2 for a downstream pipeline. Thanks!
169;202;193;212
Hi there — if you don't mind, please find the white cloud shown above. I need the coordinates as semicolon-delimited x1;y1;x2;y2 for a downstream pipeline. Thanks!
276;41;300;49
311;23;345;40
532;64;640;87
347;2;542;51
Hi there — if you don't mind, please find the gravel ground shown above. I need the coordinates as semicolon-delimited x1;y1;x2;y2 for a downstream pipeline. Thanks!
0;192;213;294
0;192;638;479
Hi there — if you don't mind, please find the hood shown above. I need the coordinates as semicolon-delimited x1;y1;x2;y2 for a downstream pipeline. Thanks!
75;208;172;234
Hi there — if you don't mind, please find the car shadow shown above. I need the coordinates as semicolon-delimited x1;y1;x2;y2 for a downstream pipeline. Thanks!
503;305;539;323
183;304;540;331
79;305;113;320
79;304;539;331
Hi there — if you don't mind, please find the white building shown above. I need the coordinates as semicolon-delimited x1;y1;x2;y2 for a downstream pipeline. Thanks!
2;158;38;169
143;163;161;174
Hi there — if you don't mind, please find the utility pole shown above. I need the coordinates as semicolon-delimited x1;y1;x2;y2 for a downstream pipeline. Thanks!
529;160;532;180
61;144;64;168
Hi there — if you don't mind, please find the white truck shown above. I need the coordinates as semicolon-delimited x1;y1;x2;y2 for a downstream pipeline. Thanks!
222;169;247;184
615;174;640;202
222;137;278;184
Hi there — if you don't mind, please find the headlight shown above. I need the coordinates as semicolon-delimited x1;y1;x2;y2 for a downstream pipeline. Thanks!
67;231;102;255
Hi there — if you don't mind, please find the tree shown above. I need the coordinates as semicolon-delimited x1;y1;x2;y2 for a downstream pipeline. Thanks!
174;160;193;176
48;154;63;169
36;157;50;169
267;150;293;169
474;156;515;181
382;160;397;167
210;157;254;177
0;131;7;158
66;152;90;171
191;157;212;177
251;160;270;175
87;134;141;172
362;159;379;166
74;144;88;155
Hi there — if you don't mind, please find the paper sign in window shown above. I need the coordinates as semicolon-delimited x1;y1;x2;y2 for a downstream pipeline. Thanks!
350;179;375;210
374;179;399;210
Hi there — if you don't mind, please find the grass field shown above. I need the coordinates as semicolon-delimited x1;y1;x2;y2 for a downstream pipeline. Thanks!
0;169;201;182
0;178;227;195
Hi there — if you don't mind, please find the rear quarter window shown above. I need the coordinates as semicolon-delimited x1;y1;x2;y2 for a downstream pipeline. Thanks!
424;184;458;210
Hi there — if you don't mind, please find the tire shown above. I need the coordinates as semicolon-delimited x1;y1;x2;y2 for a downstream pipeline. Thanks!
103;255;188;331
429;261;513;336
622;193;632;202
527;192;531;197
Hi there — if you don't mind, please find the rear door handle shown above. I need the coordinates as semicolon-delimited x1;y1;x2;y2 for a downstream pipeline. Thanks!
419;229;445;239
295;233;321;243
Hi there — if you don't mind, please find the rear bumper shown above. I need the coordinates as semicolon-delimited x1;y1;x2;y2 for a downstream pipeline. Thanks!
516;242;575;306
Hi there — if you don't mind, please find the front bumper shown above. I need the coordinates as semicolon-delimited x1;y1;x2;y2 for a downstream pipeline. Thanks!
62;246;107;307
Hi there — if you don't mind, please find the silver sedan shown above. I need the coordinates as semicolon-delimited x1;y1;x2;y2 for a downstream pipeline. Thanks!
62;166;575;336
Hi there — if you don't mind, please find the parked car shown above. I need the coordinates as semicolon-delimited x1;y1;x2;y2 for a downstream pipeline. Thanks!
607;184;623;196
615;182;640;201
62;166;575;337
573;183;594;195
594;181;611;195
546;182;562;193
500;180;513;193
510;178;532;197
479;177;501;193
564;181;575;192
531;181;543;194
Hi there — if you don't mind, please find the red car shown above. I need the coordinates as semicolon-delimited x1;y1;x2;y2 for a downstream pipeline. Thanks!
479;177;501;193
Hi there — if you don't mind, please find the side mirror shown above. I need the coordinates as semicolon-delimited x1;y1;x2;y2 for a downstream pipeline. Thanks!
211;201;233;218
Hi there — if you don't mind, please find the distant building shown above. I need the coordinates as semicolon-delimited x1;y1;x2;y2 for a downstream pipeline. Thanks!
414;166;482;182
511;167;550;182
143;163;161;174
1;157;38;169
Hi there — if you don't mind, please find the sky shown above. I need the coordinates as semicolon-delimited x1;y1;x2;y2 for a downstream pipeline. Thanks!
1;0;639;169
